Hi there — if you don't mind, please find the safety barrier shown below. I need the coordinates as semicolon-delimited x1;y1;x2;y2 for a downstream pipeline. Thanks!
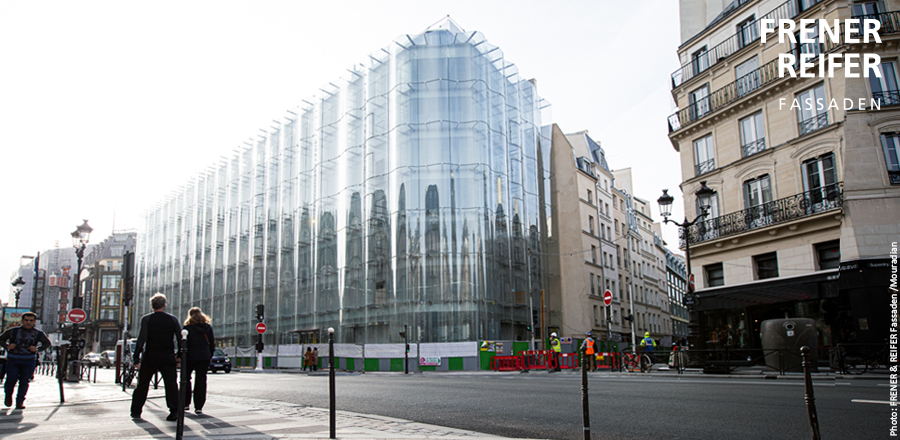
592;352;621;371
556;352;580;370
489;356;525;371
517;350;555;370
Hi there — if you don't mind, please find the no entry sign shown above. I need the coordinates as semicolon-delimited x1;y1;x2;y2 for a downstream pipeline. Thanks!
68;308;86;323
603;290;612;306
256;322;267;334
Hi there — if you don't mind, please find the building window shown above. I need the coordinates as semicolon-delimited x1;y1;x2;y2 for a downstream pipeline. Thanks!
792;21;823;66
110;246;124;257
869;61;899;106
690;84;711;121
796;84;828;136
587;189;593;203
705;263;724;287
815;240;841;270
101;275;121;289
100;308;119;321
736;56;760;97
693;134;715;176
880;132;900;185
739;111;766;157
736;15;759;48
743;175;773;226
589;215;594;235
754;252;779;280
852;1;880;16
692;46;709;76
100;291;120;307
802;153;838;205
590;273;595;296
591;246;597;264
594;305;599;325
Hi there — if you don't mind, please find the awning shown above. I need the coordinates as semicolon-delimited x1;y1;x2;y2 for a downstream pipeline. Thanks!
694;269;839;311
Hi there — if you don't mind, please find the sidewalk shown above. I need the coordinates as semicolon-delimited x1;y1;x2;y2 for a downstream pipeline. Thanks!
0;372;527;439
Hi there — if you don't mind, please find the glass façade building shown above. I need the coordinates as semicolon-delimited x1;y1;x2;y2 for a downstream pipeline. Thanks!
134;19;551;347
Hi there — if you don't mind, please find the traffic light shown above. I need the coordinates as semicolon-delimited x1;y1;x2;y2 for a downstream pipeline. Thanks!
399;331;406;338
123;251;135;305
256;304;264;322
256;340;265;352
623;314;634;322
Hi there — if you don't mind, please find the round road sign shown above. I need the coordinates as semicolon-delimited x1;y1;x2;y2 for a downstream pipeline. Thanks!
688;274;696;292
256;322;267;334
603;290;612;306
68;308;86;324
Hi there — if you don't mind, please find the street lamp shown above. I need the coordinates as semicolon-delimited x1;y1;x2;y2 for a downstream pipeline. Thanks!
11;277;25;308
69;220;92;372
657;182;715;350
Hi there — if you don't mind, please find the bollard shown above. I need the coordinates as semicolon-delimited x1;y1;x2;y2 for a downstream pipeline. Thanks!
801;346;821;440
57;344;66;404
328;327;336;440
176;329;188;440
581;347;591;440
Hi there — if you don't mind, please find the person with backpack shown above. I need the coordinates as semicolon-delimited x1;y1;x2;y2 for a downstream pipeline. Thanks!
0;312;52;409
183;307;215;415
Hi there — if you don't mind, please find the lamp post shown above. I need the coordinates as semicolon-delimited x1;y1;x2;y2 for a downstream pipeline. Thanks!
11;277;25;308
657;182;714;351
69;220;92;367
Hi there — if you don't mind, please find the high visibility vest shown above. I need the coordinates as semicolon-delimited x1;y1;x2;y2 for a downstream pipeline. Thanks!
585;338;595;355
550;338;561;353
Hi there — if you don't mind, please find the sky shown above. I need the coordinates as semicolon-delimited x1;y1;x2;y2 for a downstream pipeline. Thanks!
0;0;685;303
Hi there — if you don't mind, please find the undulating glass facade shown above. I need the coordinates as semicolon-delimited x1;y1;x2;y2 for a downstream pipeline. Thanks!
135;20;550;346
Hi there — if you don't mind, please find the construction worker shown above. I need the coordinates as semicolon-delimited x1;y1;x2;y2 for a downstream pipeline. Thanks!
639;331;657;365
580;331;596;372
549;332;561;372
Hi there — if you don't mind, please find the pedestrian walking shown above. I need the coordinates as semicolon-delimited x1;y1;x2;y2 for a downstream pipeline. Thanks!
311;347;319;371
130;293;182;421
549;332;561;372
303;347;313;371
580;331;596;372
183;307;215;415
0;312;51;409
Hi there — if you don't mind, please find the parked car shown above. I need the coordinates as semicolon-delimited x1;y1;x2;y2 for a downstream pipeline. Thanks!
208;349;231;373
102;350;116;368
82;352;103;367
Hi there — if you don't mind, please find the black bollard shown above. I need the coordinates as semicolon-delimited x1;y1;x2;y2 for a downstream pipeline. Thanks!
329;327;336;440
800;346;821;440
177;329;188;440
581;347;591;440
57;345;66;404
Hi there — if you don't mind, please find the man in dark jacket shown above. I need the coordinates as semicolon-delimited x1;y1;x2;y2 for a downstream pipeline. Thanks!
130;293;181;421
0;312;52;409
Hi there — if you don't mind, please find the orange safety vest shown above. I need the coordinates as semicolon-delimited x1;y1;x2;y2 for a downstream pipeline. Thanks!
585;338;595;355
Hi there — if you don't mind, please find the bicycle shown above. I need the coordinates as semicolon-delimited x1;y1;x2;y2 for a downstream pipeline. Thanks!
839;343;889;375
120;359;136;390
621;351;652;373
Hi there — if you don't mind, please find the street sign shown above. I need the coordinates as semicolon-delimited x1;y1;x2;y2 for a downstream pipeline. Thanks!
688;274;695;292
67;308;86;324
256;322;267;334
684;294;696;306
603;290;612;306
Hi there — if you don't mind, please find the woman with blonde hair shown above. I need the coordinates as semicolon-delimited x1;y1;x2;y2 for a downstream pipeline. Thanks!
183;307;215;415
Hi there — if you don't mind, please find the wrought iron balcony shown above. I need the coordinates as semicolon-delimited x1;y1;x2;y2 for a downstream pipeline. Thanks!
695;159;715;177
669;59;781;133
681;182;843;247
853;11;900;35
873;90;900;107
741;138;766;158
798;113;828;136
671;0;822;89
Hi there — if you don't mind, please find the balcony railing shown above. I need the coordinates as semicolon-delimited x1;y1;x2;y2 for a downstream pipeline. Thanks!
873;90;900;107
741;137;766;157
669;59;780;132
681;182;843;246
695;158;715;176
671;0;823;89
854;11;900;35
798;113;828;136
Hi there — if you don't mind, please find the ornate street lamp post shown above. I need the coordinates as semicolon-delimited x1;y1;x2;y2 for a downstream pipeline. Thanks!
11;277;26;308
69;220;92;368
658;182;715;350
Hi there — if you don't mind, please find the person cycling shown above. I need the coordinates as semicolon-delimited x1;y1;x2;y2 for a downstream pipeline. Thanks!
639;332;657;366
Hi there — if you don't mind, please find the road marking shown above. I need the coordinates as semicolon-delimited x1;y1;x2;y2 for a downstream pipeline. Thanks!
852;399;896;405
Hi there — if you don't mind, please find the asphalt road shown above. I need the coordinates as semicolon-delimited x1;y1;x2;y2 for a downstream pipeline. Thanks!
205;370;890;440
